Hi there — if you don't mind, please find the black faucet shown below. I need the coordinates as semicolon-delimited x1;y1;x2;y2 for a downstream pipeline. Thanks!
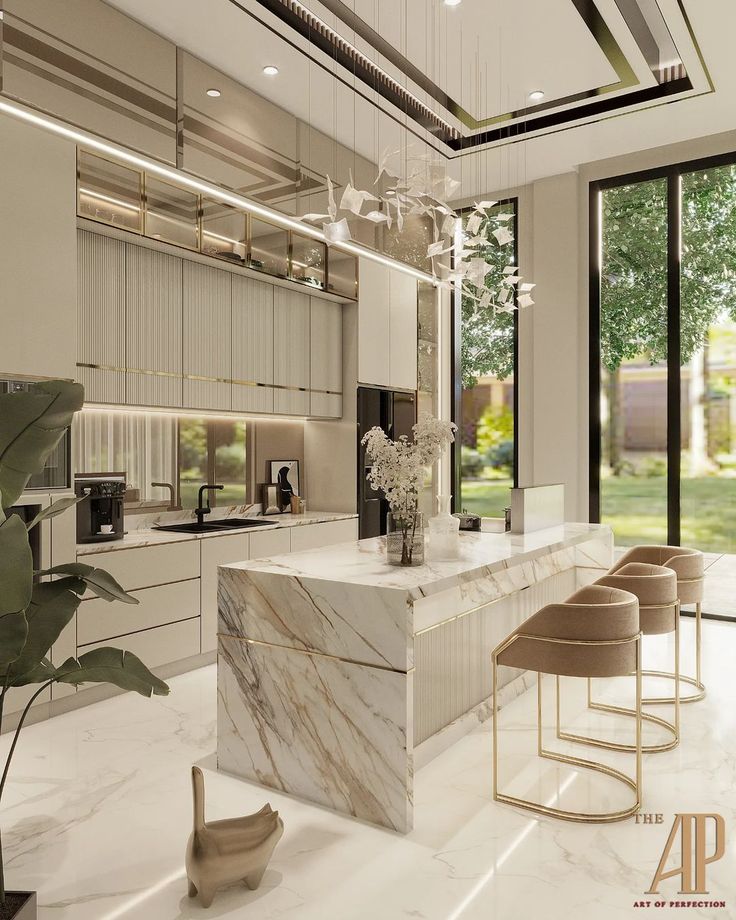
195;484;224;526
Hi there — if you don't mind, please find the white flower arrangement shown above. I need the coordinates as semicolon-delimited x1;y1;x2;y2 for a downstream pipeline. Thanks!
361;415;457;517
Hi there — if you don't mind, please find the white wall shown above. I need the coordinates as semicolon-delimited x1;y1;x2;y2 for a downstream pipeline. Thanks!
524;173;584;520
0;114;77;380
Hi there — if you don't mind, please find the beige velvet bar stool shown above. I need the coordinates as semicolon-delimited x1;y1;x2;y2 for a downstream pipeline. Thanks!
492;584;642;823
609;545;705;703
558;562;679;754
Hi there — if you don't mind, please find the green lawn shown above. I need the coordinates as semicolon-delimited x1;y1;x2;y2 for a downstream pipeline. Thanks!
459;478;513;518
602;476;736;552
461;476;736;552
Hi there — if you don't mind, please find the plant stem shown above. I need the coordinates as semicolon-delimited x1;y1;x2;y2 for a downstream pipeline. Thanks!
0;680;54;806
0;674;9;907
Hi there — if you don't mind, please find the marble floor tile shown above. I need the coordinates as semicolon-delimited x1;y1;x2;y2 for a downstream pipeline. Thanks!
0;618;734;920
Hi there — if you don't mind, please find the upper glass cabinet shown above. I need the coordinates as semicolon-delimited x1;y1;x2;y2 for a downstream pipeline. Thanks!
290;232;326;289
249;217;289;279
326;248;358;299
77;151;142;232
144;177;199;250
201;199;247;265
77;150;359;300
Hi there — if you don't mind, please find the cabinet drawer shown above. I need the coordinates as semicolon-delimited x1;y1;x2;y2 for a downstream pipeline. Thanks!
77;578;200;645
290;519;358;553
249;528;290;559
80;540;200;592
78;618;201;670
201;533;251;654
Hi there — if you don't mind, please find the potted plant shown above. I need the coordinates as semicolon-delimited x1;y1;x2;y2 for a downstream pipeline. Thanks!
362;414;456;566
0;380;169;919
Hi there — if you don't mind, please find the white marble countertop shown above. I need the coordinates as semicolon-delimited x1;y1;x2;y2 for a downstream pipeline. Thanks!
77;511;358;556
222;522;610;600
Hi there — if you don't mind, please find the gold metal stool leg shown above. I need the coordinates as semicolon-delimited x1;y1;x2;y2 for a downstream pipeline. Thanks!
558;606;680;754
642;601;705;704
492;640;642;824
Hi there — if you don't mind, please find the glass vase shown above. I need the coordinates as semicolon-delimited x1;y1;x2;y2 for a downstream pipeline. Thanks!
386;511;424;566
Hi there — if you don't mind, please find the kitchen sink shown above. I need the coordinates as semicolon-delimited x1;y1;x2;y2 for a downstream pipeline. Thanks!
153;518;276;534
206;518;275;528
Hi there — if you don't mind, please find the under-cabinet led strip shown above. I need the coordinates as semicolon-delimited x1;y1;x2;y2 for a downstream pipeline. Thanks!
0;98;437;285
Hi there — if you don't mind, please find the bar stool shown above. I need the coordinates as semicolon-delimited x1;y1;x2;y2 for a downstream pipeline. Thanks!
609;546;705;703
492;584;642;823
558;563;679;754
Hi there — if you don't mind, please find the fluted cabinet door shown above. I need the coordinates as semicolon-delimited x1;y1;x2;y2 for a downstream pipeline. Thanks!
358;257;390;387
77;230;126;403
310;296;342;417
273;288;310;415
125;244;183;408
232;276;274;413
389;269;418;391
183;262;232;411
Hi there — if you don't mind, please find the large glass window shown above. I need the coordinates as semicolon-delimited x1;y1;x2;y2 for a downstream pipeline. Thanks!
178;419;248;509
680;166;736;554
599;179;669;546
593;159;736;621
457;201;517;518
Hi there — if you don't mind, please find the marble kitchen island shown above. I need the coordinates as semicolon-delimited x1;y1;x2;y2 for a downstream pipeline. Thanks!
217;523;612;832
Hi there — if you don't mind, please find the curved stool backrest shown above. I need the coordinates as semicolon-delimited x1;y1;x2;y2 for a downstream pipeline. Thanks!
610;545;704;603
495;584;639;679
596;563;677;635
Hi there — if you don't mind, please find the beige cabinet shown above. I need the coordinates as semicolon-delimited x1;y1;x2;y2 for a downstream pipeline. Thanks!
200;532;250;654
77;230;126;403
358;258;390;387
249;527;291;559
309;296;342;418
273;288;310;415
289;519;358;553
183;262;232;410
79;619;201;671
77;579;200;646
77;230;345;418
389;269;418;391
358;259;417;391
81;540;200;593
126;244;183;408
232;276;275;413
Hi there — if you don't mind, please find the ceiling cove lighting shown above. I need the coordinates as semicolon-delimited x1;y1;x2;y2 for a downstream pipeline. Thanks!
262;65;279;76
206;88;221;97
528;90;545;102
0;98;435;285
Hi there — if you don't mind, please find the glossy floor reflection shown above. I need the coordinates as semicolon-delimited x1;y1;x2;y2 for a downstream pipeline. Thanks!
1;618;734;920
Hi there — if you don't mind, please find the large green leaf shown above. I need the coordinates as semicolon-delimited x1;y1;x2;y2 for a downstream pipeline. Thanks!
11;658;57;687
37;563;138;604
0;514;33;615
56;648;170;697
0;380;84;508
7;578;84;684
26;495;84;532
0;514;32;669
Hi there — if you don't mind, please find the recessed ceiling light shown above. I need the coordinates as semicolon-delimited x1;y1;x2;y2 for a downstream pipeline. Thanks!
528;90;545;102
206;88;221;98
444;0;462;6
263;65;279;76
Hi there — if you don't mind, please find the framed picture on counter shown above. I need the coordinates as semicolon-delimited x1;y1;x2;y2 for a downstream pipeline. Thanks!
269;460;300;510
261;483;283;516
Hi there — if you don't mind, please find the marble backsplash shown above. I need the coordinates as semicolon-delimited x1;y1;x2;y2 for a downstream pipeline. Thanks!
124;502;263;532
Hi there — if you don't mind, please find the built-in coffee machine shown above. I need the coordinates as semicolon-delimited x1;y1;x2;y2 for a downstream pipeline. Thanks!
75;473;126;544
